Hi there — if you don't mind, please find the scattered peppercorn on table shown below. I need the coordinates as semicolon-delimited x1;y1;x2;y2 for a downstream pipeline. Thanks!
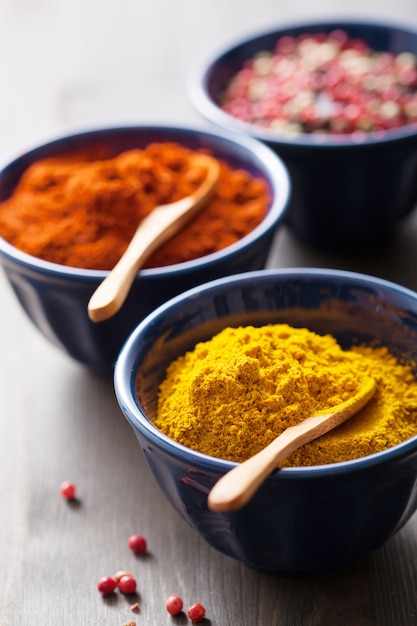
2;2;417;626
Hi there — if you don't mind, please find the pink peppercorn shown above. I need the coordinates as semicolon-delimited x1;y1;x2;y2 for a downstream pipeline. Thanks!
60;481;76;500
128;534;147;555
166;594;183;616
118;575;137;594
97;576;117;595
187;602;206;622
221;30;417;136
113;570;134;584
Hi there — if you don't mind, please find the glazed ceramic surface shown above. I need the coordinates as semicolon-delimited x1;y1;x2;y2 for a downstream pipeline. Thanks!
115;268;417;574
189;20;417;250
0;125;290;375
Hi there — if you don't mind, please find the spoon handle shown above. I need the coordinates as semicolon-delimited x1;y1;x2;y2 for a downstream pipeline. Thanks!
208;377;376;512
87;155;219;322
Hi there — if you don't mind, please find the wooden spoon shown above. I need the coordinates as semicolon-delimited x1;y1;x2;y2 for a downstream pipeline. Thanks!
208;377;376;512
88;154;220;322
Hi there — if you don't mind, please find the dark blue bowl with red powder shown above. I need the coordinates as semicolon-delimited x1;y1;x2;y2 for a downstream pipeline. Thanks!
115;268;417;575
189;19;417;250
0;125;290;375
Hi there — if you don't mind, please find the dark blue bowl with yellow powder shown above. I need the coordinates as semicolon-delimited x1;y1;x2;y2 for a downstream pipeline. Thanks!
114;268;417;575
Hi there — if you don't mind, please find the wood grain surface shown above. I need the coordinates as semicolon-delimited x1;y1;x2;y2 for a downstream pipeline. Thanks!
1;1;417;624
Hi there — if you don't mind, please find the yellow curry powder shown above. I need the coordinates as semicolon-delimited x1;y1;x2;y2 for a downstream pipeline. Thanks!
154;324;417;466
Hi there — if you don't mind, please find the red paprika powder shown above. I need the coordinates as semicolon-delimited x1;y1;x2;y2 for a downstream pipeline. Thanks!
0;142;269;270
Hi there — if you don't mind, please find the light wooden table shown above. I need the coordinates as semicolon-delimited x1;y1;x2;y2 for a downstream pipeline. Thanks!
1;2;417;624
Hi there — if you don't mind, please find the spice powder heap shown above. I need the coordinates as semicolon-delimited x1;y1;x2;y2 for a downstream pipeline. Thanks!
154;324;417;466
0;142;269;270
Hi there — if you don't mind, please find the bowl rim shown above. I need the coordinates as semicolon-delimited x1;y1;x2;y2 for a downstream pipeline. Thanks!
114;266;417;480
188;17;417;149
0;123;290;280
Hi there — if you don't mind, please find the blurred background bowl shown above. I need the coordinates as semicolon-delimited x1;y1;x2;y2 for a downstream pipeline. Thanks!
189;19;417;251
115;268;417;575
0;125;290;375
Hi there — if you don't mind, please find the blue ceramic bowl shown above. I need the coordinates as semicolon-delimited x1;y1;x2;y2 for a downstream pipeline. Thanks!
0;125;290;375
189;19;417;250
115;268;417;575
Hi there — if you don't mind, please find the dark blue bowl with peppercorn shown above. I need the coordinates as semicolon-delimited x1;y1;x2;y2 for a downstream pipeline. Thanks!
0;124;290;376
189;19;417;251
115;268;417;575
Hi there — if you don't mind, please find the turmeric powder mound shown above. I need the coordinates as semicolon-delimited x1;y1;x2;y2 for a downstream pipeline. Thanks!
154;324;417;466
